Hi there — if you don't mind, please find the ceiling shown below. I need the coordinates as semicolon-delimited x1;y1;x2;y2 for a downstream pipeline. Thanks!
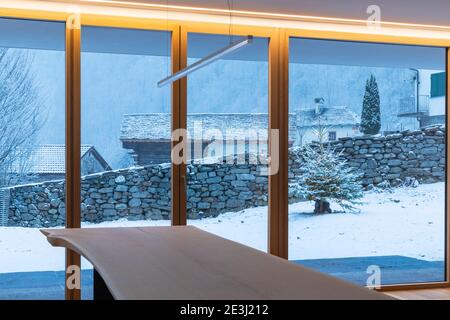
0;18;445;70
0;1;447;70
119;0;450;27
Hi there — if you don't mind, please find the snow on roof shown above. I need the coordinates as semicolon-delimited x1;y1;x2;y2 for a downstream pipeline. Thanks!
120;113;298;141
298;106;360;128
12;145;109;174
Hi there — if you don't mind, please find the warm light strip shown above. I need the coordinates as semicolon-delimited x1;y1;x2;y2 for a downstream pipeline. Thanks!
79;0;450;31
2;0;450;43
157;36;253;87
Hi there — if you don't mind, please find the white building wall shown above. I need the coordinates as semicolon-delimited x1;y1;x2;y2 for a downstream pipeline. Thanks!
204;141;269;158
298;125;360;146
418;69;434;96
201;125;361;155
418;69;446;116
429;96;446;116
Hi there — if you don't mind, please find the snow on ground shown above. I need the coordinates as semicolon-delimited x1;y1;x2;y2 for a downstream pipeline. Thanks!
0;182;445;273
287;182;445;261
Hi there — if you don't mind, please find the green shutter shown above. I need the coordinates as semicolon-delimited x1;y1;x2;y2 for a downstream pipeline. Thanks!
431;72;446;98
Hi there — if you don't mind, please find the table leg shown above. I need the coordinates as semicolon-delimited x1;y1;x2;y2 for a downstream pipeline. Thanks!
94;268;114;300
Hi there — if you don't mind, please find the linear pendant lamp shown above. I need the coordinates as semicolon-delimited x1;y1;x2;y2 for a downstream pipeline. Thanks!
157;35;253;87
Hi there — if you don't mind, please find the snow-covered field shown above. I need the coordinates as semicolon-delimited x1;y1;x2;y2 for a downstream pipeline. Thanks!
0;182;445;273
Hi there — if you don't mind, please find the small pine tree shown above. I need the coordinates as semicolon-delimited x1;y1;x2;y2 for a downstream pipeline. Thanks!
360;74;381;135
292;125;364;213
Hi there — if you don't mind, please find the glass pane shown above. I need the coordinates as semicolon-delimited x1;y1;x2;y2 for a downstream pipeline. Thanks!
0;18;66;299
186;33;269;251
80;26;172;299
288;37;447;286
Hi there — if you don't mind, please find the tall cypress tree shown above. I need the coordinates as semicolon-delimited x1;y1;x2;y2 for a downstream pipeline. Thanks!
360;74;381;135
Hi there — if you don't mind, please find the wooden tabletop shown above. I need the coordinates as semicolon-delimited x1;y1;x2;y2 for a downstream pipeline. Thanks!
41;226;391;300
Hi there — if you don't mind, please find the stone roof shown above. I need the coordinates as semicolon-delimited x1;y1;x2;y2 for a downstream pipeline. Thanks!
12;145;110;174
120;113;298;141
298;106;360;128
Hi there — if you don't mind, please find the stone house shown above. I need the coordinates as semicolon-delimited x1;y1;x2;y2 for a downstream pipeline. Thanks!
11;145;111;182
120;113;298;166
294;98;361;146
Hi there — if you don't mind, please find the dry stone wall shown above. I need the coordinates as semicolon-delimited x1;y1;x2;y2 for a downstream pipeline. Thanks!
5;125;445;227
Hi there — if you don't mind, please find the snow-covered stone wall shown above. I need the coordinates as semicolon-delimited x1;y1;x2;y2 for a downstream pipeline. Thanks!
333;125;445;186
4;125;445;227
5;161;268;227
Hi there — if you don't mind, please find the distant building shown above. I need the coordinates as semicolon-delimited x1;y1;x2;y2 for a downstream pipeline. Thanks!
11;145;111;182
421;71;446;127
120;109;361;166
398;70;446;128
294;98;360;146
120;113;298;166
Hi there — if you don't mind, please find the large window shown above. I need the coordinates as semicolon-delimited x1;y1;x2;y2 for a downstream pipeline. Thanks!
80;26;172;299
186;33;269;251
0;12;448;300
288;38;447;286
0;18;66;299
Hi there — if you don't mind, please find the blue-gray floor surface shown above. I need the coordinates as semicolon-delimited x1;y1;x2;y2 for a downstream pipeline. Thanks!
0;269;93;300
0;256;445;299
293;255;445;286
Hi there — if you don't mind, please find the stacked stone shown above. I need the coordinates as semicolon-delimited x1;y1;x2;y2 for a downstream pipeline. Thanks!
6;125;445;227
289;125;445;188
186;163;268;219
8;181;66;227
80;164;171;223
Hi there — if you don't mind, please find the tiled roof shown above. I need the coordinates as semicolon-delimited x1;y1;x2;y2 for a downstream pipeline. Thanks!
120;113;298;141
298;106;360;128
12;145;100;174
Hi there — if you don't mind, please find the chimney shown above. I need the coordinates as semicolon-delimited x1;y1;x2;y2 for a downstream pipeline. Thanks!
314;98;324;115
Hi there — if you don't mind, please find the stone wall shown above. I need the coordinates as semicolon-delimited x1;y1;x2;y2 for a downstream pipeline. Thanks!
4;125;445;228
6;161;268;227
332;125;445;187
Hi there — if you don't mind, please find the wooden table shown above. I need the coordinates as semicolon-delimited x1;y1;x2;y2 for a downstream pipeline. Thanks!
41;226;391;300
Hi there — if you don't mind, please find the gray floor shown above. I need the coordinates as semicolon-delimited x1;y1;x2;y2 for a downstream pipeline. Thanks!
0;270;93;300
0;256;445;299
294;255;445;286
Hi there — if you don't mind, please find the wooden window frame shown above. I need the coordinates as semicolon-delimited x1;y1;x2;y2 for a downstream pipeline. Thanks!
65;12;81;301
0;8;449;297
178;24;286;258
285;29;450;291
